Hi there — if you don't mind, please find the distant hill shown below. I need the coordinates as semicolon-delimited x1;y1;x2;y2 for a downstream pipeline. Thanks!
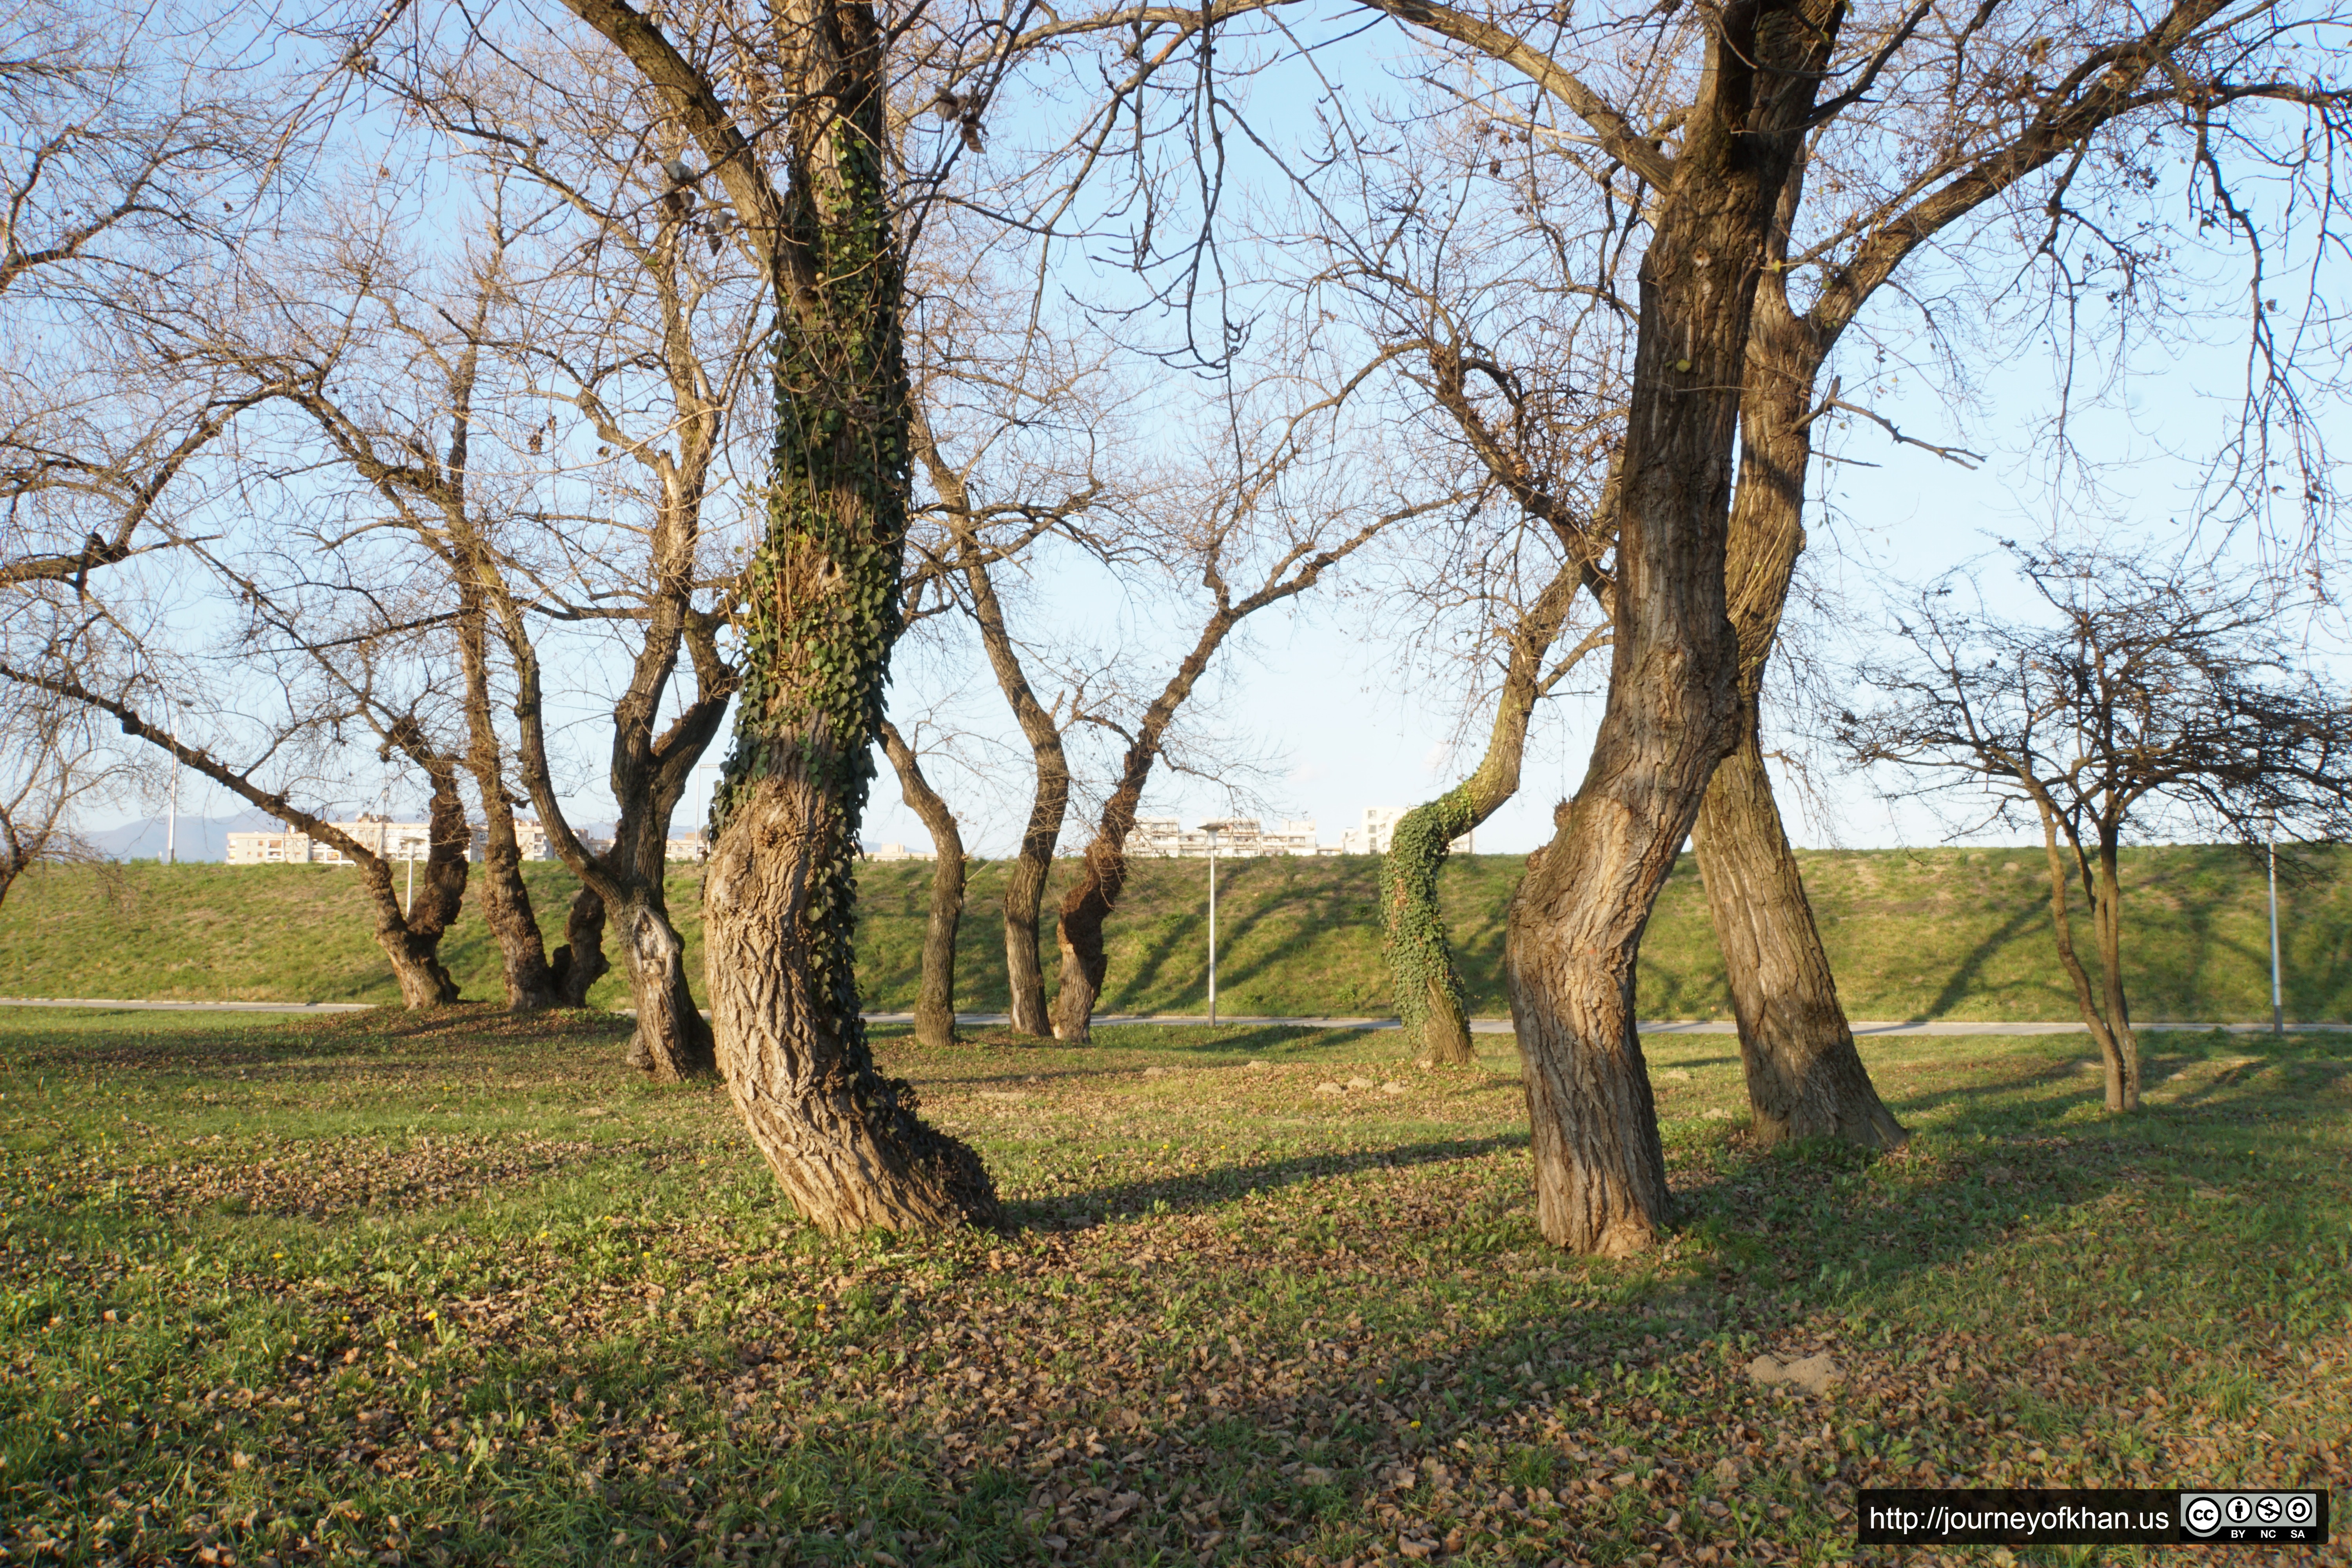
85;810;281;864
1;845;2343;1024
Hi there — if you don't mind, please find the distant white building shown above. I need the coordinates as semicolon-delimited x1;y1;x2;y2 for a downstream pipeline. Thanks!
1340;806;1472;856
225;813;554;866
1127;817;1327;858
666;829;709;862
867;841;937;862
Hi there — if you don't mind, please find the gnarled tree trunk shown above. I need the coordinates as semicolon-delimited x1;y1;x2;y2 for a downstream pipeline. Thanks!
612;888;709;1076
685;0;995;1229
879;719;965;1049
1691;212;1905;1149
1051;607;1241;1043
550;883;610;1007
1506;0;1835;1256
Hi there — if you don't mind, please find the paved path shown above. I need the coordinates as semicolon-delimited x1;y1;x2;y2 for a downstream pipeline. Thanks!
4;997;2340;1034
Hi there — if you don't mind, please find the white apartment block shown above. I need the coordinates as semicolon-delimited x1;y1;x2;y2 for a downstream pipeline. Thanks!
1126;817;1334;858
1339;806;1474;857
666;829;709;862
867;841;938;862
225;814;555;866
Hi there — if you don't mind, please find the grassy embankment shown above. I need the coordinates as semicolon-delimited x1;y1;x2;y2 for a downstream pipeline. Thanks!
4;846;2351;1021
0;1007;2345;1564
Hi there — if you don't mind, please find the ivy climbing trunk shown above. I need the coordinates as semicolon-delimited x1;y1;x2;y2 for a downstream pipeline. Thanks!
880;720;965;1049
1383;566;1597;1065
695;0;997;1229
1689;208;1905;1149
1505;0;1835;1255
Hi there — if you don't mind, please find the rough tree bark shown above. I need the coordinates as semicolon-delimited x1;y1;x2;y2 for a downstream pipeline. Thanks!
560;0;999;1227
550;884;611;1007
1504;0;1836;1256
1383;567;1601;1064
509;607;726;1081
1689;203;1906;1149
879;719;965;1049
452;539;559;1012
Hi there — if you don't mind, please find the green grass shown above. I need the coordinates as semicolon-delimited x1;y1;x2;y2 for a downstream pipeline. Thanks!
1;1007;2346;1565
5;844;2350;1022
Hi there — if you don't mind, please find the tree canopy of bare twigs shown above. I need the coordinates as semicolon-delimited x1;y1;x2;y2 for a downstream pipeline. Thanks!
1840;541;2352;1112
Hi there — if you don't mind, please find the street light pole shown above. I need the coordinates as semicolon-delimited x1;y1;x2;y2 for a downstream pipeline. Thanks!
1206;825;1220;1026
2267;816;2283;1039
1200;819;1240;1027
164;706;178;866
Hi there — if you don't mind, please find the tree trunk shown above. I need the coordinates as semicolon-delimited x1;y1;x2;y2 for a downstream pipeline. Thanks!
1506;0;1834;1255
1051;837;1126;1042
879;719;964;1050
366;751;472;1007
2093;834;2140;1111
1384;569;1593;1064
550;882;610;1007
1049;604;1246;1042
613;889;714;1080
470;800;559;1011
2034;800;2127;1102
1004;813;1060;1035
945;514;1069;1038
1691;728;1906;1145
1691;242;1906;1148
695;0;998;1232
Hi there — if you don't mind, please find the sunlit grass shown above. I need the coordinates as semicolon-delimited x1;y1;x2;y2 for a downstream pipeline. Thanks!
1;1007;2345;1564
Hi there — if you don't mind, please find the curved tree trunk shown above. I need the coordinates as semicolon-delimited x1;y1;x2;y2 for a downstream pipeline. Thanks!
879;719;965;1049
681;0;996;1230
1692;728;1906;1145
453;546;555;1011
1506;0;1834;1255
1002;744;1067;1036
613;889;711;1079
1384;568;1599;1064
1691;210;1906;1149
951;532;1062;1037
1050;604;1245;1043
551;883;610;1007
364;745;472;1006
1050;836;1127;1042
913;416;1073;1040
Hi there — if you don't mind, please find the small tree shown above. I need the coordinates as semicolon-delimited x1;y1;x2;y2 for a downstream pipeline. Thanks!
1839;543;2352;1112
0;684;129;911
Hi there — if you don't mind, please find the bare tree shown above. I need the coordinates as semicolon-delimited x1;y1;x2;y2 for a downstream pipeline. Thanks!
1840;542;2352;1111
549;0;1009;1229
0;681;132;911
877;717;965;1048
900;251;1125;1036
1049;400;1445;1042
0;603;479;1005
389;40;778;1073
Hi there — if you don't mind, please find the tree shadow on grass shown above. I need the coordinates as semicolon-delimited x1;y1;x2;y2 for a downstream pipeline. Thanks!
1915;900;2049;1022
1017;1132;1532;1229
0;1004;635;1075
